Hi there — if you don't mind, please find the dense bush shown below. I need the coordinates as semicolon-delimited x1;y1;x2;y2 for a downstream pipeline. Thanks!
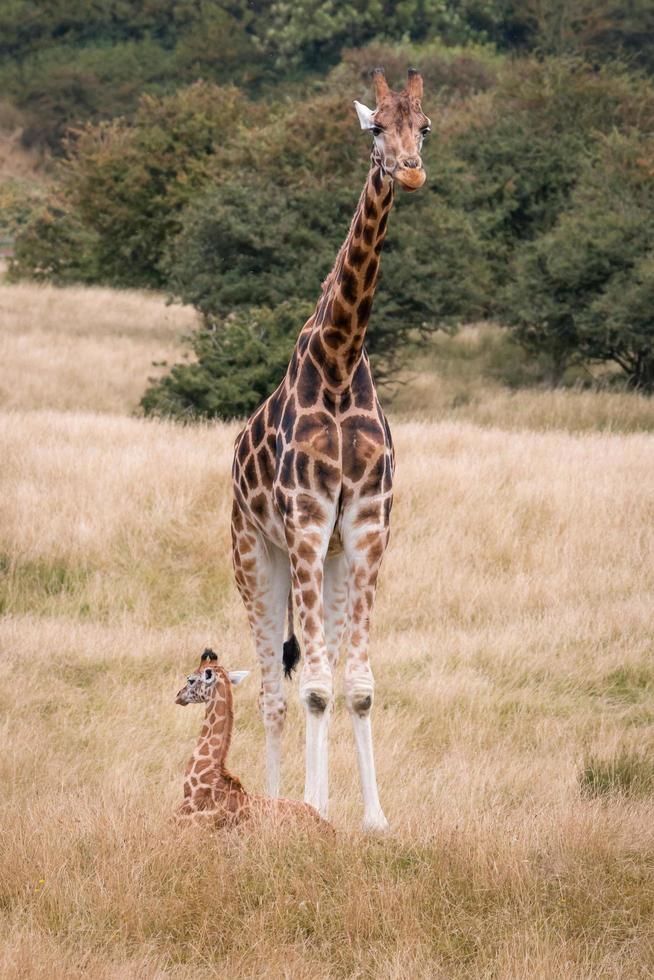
0;1;263;151
141;301;310;420
10;83;250;287
506;132;654;389
9;198;102;284
0;178;46;240
450;60;654;271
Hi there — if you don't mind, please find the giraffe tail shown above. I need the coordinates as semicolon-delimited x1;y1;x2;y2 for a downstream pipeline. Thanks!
282;589;301;679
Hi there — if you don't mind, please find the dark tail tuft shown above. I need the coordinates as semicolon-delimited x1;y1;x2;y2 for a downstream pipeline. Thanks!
283;588;300;679
283;634;301;679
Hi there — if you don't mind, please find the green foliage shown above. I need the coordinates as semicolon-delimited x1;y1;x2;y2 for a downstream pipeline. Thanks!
0;1;263;151
451;60;654;268
141;302;309;420
260;0;488;70
0;178;46;239
9;197;102;284
579;744;654;798
11;82;249;287
505;132;654;389
337;39;500;96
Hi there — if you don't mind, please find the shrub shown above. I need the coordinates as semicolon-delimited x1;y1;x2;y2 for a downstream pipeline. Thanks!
450;59;654;276
9;197;102;284
0;178;47;240
505;132;654;389
140;301;310;421
12;83;250;287
0;1;264;151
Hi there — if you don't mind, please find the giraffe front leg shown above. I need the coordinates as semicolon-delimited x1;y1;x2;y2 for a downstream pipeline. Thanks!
342;503;389;832
319;551;348;817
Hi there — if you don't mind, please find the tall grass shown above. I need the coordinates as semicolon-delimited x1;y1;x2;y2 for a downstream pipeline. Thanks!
0;282;192;413
2;410;654;976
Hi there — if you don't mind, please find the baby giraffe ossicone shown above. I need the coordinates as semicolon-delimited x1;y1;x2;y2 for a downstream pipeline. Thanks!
175;649;327;829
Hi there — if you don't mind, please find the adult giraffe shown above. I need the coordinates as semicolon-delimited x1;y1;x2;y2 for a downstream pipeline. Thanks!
231;67;430;831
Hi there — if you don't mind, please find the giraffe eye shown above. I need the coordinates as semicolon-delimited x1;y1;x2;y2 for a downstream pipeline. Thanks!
370;126;383;137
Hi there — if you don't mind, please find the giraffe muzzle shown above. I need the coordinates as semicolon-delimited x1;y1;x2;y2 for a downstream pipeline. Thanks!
395;161;426;191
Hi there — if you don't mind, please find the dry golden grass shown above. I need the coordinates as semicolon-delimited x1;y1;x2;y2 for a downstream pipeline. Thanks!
0;282;192;413
391;325;654;433
2;284;654;976
3;411;654;977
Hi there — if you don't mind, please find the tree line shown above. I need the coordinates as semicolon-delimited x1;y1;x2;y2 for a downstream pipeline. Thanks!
3;7;654;412
2;1;653;151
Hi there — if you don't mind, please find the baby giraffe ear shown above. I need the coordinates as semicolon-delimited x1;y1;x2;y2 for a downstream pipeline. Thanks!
353;100;374;131
228;670;250;686
201;649;218;663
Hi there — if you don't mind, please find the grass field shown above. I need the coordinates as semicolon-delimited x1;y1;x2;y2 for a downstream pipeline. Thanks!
2;283;654;977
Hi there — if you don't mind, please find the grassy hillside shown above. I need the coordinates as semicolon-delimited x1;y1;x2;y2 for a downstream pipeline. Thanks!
0;282;191;413
2;283;654;976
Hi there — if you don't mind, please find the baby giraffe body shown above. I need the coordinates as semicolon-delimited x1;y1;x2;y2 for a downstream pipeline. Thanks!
175;650;326;829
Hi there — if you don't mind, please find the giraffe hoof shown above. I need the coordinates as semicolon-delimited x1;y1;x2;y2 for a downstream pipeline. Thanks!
362;812;390;834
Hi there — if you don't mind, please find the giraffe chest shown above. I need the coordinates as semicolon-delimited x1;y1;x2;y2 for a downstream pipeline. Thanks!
232;384;393;546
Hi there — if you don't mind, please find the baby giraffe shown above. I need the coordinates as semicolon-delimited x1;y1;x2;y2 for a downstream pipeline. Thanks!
175;649;327;830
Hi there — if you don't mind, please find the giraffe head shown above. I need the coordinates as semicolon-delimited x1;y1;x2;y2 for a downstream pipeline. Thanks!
175;648;249;706
354;67;430;191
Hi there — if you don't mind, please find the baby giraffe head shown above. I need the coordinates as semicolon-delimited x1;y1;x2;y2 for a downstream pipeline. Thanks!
354;67;430;191
175;649;249;706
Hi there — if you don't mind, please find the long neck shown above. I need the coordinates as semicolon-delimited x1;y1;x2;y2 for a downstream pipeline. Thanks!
193;679;234;773
183;675;248;813
308;163;394;386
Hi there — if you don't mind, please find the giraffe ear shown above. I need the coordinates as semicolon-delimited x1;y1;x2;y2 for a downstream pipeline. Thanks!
228;670;250;686
353;101;375;131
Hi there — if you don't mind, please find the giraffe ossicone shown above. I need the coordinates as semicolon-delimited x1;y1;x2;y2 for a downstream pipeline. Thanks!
231;67;430;831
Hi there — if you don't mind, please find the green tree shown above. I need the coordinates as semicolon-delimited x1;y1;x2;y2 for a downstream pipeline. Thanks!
141;301;309;420
11;82;251;286
505;132;654;389
450;58;654;291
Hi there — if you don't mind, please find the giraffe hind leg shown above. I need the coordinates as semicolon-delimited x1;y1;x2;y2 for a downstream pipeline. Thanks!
340;500;390;832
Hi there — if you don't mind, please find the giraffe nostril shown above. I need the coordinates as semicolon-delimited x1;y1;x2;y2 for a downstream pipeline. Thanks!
403;159;420;170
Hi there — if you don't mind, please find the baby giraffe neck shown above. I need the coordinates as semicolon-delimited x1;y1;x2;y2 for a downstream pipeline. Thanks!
190;679;246;793
201;683;232;768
